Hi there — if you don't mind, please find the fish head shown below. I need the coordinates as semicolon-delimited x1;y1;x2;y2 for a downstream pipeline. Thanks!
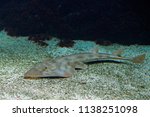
24;64;73;79
24;67;45;79
24;61;52;79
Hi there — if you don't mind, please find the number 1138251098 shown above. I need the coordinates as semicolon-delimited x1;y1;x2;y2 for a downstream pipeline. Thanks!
79;106;138;114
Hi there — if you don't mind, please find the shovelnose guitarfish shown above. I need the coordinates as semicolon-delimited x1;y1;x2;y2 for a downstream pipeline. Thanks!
24;48;145;79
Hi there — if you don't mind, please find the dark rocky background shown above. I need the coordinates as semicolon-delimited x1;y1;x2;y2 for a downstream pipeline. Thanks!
0;0;150;45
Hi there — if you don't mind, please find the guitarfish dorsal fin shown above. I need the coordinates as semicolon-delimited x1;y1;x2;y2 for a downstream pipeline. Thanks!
112;49;124;57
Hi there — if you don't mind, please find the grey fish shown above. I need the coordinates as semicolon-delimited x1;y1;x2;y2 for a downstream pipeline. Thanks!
24;48;145;79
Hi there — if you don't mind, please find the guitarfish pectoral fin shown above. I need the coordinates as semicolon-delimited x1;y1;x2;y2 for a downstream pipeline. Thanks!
54;66;75;78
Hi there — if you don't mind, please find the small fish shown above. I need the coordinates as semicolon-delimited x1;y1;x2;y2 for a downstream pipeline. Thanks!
24;48;145;79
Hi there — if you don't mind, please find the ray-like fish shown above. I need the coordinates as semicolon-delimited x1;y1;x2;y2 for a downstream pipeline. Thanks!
24;48;145;79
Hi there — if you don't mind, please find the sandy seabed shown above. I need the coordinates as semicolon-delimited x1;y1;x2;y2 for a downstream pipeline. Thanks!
0;31;150;100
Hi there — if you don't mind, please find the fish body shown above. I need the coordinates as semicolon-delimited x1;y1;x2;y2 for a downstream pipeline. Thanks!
24;48;145;79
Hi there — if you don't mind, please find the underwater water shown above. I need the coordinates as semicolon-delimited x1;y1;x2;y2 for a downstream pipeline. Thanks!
0;0;150;44
0;31;150;99
0;0;150;100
